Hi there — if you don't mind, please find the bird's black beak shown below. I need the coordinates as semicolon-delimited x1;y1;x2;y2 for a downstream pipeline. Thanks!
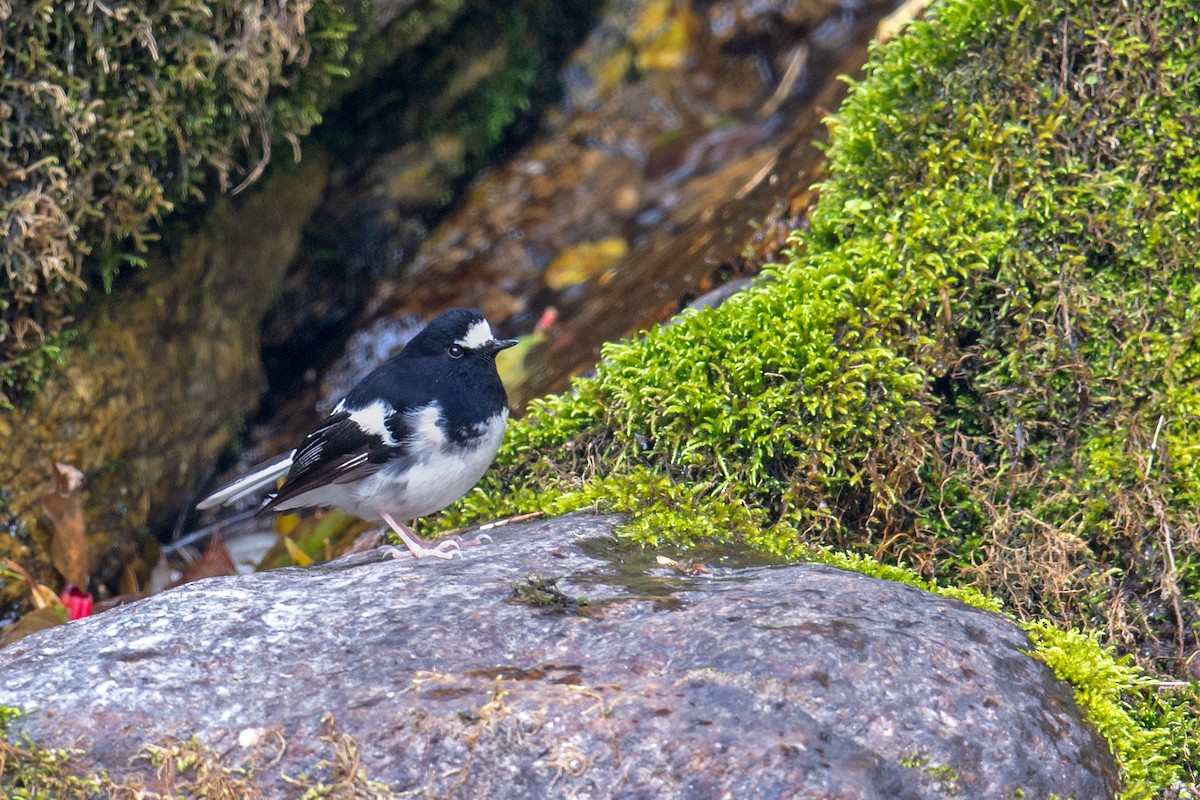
489;338;520;353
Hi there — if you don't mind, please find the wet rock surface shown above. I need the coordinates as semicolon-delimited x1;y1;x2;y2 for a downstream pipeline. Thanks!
0;513;1118;798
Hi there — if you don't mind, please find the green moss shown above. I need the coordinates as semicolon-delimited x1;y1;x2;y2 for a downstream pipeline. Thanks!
1022;623;1198;800
797;545;1005;613
0;328;81;411
444;0;1200;645
431;0;1200;792
899;752;961;787
0;707;106;796
510;575;589;613
0;705;397;796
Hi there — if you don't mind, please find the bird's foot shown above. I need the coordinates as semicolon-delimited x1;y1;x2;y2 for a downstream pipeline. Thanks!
396;531;492;558
372;543;447;560
445;532;493;548
379;511;471;560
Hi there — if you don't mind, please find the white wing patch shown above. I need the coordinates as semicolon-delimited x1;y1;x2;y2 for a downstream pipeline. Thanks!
455;319;494;350
334;452;370;476
347;400;400;446
406;404;448;449
294;442;323;470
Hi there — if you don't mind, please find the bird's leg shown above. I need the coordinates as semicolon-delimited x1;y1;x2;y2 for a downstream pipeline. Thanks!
379;511;462;559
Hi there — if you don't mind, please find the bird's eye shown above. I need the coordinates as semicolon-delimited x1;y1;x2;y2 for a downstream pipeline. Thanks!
447;344;465;359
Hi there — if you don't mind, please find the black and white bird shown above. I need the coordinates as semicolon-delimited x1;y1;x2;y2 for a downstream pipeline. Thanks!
197;308;519;559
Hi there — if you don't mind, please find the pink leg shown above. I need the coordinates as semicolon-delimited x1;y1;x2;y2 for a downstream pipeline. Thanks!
379;511;462;560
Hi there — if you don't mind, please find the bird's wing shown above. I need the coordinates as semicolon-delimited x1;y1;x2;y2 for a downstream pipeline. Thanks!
263;409;409;511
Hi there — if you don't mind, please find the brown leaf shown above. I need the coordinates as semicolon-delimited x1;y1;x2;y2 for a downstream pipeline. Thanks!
544;237;628;290
0;606;67;648
0;558;63;610
117;563;141;596
174;532;237;587
30;581;61;610
655;555;712;577
42;461;89;588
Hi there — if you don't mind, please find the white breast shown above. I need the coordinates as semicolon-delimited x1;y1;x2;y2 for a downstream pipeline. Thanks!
351;409;508;521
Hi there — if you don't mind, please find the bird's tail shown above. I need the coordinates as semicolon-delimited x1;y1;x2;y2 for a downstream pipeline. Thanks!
195;452;294;510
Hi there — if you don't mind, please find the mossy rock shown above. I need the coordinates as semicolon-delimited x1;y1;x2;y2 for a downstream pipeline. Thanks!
0;0;532;406
434;0;1200;794
449;0;1200;663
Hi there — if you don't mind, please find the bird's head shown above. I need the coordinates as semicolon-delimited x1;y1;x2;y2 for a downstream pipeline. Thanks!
403;308;519;365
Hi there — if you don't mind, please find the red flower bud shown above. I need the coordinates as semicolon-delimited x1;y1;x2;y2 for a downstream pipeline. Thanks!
59;584;93;621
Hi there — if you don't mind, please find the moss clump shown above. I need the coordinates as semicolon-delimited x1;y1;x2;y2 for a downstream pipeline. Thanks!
510;575;589;613
435;0;1200;792
0;0;355;405
0;707;107;796
1023;622;1197;800
446;0;1200;666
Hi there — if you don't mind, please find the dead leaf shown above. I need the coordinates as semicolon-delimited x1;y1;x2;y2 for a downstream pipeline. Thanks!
544;238;628;290
173;532;237;586
655;555;712;577
493;309;558;389
0;558;63;610
282;537;314;566
117;563;141;596
42;461;89;588
0;606;67;648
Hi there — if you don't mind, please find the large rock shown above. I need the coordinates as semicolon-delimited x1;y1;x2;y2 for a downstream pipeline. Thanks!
0;513;1118;798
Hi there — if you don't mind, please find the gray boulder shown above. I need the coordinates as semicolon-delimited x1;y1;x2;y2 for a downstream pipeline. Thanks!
0;513;1118;798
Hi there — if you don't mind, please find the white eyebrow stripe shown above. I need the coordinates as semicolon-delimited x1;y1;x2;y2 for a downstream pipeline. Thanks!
347;400;400;446
455;319;494;350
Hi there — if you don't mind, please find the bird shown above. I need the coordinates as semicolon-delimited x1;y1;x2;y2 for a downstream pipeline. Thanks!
197;307;519;560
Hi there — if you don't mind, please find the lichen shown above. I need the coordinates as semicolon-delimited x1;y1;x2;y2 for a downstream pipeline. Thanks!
433;0;1200;793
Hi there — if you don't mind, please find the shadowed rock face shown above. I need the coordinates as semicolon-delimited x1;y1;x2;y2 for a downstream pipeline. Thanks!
0;513;1117;798
0;154;331;616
